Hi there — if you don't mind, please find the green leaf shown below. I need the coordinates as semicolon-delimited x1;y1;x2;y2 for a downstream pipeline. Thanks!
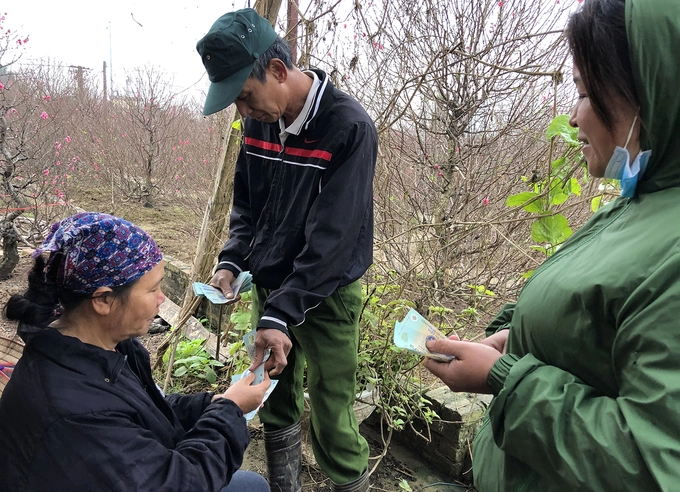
229;341;244;356
531;214;573;244
205;368;217;384
398;479;413;491
550;157;567;173
522;270;535;279
506;191;543;213
460;307;479;318
176;355;204;365
173;366;188;377
230;310;251;326
549;185;569;207
546;114;579;146
591;195;604;213
568;177;582;196
506;191;536;207
530;245;549;255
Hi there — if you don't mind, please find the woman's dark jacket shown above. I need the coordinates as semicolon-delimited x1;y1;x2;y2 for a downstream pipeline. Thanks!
0;328;249;492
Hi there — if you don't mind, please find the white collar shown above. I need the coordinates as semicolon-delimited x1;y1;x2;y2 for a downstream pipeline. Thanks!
279;71;321;138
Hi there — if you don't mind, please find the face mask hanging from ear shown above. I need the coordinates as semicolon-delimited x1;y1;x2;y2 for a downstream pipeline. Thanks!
603;115;652;198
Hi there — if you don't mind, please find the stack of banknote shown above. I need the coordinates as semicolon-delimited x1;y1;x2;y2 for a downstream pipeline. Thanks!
231;328;278;421
192;271;253;305
393;308;455;362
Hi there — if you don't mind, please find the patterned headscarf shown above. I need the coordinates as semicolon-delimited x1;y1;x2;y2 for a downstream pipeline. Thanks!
33;212;163;294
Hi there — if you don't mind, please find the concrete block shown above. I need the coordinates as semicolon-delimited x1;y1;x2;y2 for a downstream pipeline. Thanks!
367;389;492;481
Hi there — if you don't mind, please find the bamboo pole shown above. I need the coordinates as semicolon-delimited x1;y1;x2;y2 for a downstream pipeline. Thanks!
159;0;283;391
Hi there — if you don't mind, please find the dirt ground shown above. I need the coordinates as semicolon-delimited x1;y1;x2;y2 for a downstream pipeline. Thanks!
0;252;34;338
1;254;469;492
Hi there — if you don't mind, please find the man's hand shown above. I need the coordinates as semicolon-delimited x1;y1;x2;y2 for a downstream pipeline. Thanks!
209;269;240;302
424;339;502;394
250;328;292;376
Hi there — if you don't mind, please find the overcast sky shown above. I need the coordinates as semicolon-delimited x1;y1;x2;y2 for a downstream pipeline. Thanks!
5;1;251;101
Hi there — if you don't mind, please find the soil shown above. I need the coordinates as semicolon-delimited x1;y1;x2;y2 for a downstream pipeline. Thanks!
0;252;34;339
0;255;467;492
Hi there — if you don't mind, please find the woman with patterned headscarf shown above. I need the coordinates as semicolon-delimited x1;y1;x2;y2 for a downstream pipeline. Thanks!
0;212;271;492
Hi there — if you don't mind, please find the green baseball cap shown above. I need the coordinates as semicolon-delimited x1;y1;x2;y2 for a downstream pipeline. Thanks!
197;9;278;116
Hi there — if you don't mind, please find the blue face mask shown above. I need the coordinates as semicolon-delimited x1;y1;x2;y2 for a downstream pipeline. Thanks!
603;115;651;198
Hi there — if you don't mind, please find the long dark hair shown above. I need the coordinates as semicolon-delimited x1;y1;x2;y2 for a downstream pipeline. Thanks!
565;0;639;132
5;255;138;333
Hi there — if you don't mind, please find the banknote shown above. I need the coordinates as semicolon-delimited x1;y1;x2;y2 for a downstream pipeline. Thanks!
192;271;253;305
243;327;271;384
243;327;258;361
393;308;455;362
231;330;275;421
230;271;253;298
192;282;229;304
229;374;278;422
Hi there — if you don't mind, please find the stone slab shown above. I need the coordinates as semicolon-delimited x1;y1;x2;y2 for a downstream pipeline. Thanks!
157;297;231;364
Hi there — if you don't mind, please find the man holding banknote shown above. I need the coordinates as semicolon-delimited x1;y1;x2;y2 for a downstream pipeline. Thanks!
198;8;377;492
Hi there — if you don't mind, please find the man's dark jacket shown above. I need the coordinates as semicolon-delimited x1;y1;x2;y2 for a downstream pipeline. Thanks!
216;69;377;334
0;328;249;492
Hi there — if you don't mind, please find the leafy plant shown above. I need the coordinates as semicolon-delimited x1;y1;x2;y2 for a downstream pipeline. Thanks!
357;280;445;435
222;291;253;375
505;114;590;274
162;338;224;384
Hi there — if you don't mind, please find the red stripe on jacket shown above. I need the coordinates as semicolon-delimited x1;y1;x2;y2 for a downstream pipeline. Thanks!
244;137;283;152
244;137;332;162
285;147;333;162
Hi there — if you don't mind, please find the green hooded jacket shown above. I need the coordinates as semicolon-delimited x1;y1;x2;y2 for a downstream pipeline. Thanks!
472;1;680;490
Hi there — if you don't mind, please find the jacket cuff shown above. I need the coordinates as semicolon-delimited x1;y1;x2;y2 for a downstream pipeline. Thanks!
214;260;243;277
210;396;245;418
257;308;290;338
487;353;521;396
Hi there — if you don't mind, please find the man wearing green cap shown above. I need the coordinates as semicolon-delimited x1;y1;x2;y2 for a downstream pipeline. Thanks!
197;8;376;492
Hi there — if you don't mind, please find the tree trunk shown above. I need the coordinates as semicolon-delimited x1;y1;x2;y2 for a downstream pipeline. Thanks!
144;171;154;208
144;132;155;208
0;113;27;280
0;220;20;280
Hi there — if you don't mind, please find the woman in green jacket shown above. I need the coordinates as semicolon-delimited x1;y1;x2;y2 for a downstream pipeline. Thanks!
425;0;680;490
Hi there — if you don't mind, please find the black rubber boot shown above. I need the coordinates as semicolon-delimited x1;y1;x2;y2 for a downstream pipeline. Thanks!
264;422;302;492
331;468;370;492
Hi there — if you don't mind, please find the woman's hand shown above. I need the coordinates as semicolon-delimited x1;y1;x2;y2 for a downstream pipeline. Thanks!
479;329;509;354
424;339;502;394
212;372;271;414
